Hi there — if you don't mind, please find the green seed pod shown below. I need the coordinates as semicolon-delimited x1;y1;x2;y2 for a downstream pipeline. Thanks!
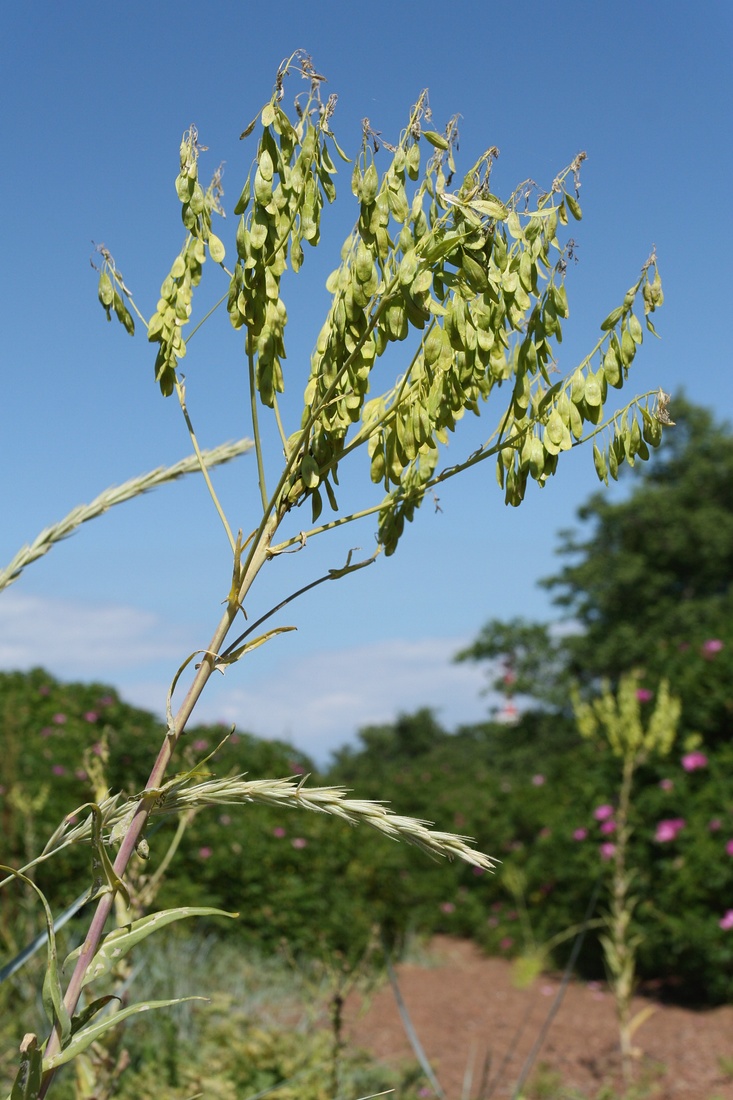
584;372;603;407
97;271;114;308
361;163;379;205
629;312;643;345
406;142;420;180
593;443;608;484
301;454;320;490
208;233;226;263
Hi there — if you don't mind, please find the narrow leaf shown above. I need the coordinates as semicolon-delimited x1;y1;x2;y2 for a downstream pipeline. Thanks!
43;999;207;1070
67;907;238;989
10;1034;42;1100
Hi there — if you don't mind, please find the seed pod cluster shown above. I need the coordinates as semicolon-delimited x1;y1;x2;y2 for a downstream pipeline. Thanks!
228;102;341;417
97;74;668;558
97;266;134;336
495;254;665;505
146;129;227;395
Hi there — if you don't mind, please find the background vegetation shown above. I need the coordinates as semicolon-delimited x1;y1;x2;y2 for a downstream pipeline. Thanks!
2;399;731;1038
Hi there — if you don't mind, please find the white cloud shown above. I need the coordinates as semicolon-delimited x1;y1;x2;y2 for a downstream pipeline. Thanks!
0;592;187;674
0;593;494;763
193;636;491;762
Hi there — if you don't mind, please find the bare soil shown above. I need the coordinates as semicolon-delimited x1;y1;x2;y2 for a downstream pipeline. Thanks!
345;937;733;1099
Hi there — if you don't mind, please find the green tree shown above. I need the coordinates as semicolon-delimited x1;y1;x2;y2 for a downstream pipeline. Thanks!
459;397;733;744
1;53;669;1096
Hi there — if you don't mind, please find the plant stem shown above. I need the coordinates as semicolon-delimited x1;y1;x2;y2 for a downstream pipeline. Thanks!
39;512;279;1093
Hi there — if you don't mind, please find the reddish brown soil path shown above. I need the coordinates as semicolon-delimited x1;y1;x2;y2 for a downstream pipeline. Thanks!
345;937;733;1099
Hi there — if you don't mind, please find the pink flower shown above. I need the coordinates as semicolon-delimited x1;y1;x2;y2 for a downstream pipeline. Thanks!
655;818;686;843
98;695;114;706
75;769;88;781
573;828;588;841
198;846;212;860
500;937;514;951
636;688;654;703
219;814;231;826
708;818;722;832
600;820;616;835
719;911;733;930
440;902;455;914
38;685;51;696
472;866;485;876
192;739;209;751
681;751;708;772
538;827;552;839
600;842;616;860
272;827;286;838
291;837;307;849
289;762;306;775
702;639;724;658
594;804;614;822
52;713;67;725
52;764;66;776
532;774;546;787
84;712;98;723
659;778;674;791
726;840;733;857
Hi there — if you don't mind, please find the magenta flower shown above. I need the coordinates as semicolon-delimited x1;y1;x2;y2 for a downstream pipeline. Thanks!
573;828;588;841
726;840;733;857
600;820;616;835
198;846;212;860
532;774;546;787
440;902;456;914
84;711;98;723
636;688;654;703
472;866;485;876
500;936;514;950
75;769;88;781
52;764;66;776
655;818;685;843
600;842;616;860
192;739;209;751
659;778;674;791
719;911;733;930
681;751;708;772
272;826;286;838
702;639;724;658
291;837;307;849
709;818;722;832
594;804;614;822
52;713;67;725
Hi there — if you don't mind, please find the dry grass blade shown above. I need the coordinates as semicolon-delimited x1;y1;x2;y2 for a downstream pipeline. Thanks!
0;437;253;592
11;777;498;875
157;775;499;870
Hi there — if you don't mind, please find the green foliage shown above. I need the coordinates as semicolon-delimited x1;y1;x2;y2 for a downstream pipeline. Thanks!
460;398;733;745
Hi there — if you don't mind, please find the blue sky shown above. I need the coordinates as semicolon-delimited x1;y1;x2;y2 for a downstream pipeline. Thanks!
1;1;731;762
